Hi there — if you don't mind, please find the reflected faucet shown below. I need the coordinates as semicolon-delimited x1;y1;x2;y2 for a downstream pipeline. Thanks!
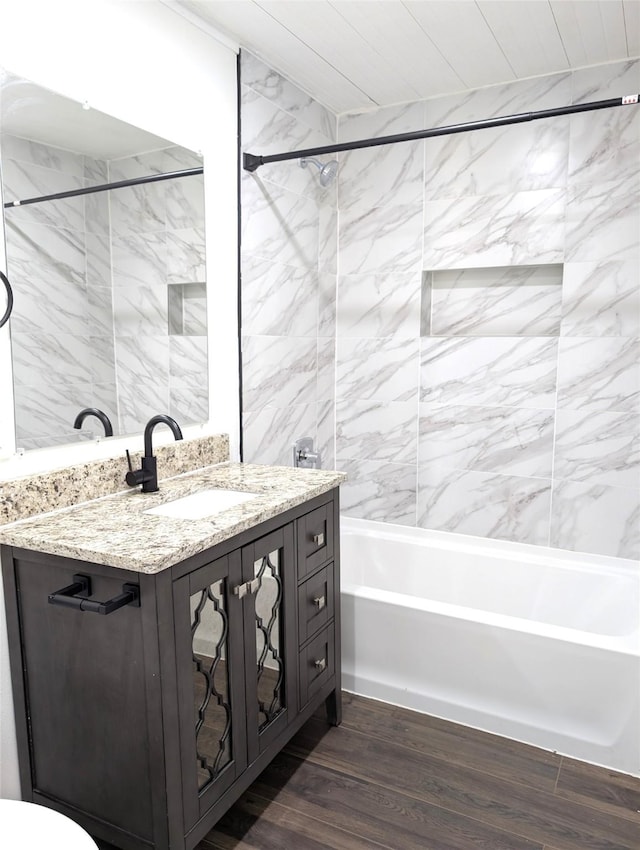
73;407;113;437
125;414;183;493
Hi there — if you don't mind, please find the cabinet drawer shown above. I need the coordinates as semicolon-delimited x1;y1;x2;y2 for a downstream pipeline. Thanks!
298;564;334;645
299;626;335;707
297;503;333;580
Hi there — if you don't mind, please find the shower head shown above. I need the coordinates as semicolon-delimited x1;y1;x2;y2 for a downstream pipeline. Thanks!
300;156;338;187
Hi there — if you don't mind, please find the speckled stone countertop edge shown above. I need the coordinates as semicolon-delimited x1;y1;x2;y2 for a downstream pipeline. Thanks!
0;463;347;574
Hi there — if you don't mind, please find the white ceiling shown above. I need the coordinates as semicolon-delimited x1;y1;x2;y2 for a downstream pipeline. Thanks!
0;75;173;160
173;0;640;113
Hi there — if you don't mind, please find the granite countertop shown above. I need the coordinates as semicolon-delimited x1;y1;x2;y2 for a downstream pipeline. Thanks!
0;463;346;574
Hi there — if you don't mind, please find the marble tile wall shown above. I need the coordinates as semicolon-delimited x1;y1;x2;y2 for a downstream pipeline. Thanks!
1;134;207;447
335;59;640;560
108;145;207;434
1;134;117;448
240;51;338;468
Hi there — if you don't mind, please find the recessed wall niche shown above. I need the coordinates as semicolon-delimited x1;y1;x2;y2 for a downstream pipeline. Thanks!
421;264;563;337
168;282;207;336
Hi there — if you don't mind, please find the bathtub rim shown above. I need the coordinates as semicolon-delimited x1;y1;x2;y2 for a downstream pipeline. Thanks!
340;516;640;654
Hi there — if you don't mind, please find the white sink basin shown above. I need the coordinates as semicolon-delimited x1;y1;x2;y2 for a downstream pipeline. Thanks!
144;489;260;520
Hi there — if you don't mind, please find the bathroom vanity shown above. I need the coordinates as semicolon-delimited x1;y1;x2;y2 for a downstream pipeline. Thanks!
0;462;345;850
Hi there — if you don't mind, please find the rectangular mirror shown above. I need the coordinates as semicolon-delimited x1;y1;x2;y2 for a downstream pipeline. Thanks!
0;69;208;450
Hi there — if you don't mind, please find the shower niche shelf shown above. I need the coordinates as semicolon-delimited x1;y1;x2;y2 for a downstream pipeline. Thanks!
421;263;563;338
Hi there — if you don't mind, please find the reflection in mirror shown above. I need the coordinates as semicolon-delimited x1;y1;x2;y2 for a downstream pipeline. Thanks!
0;69;208;450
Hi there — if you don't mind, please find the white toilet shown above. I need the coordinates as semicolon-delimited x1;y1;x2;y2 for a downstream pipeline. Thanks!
0;799;99;848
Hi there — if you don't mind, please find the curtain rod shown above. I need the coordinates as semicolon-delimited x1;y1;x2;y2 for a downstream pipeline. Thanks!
243;94;639;173
3;166;203;209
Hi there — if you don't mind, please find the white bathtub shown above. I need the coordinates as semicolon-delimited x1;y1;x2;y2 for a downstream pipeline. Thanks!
340;516;640;776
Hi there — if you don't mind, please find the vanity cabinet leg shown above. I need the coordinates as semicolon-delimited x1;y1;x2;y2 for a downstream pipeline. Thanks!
325;688;342;726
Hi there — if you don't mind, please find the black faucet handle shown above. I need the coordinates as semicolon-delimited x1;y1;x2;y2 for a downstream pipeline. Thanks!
126;449;134;472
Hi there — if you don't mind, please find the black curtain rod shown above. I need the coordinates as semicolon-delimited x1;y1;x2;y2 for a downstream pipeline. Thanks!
243;93;639;173
3;166;203;209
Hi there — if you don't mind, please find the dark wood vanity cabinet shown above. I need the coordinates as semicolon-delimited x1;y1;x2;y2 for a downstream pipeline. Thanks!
1;489;341;850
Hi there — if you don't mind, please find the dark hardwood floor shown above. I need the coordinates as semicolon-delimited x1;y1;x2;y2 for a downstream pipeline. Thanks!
199;692;640;850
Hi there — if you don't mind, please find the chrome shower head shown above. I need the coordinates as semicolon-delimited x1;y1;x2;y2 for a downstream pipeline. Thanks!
300;156;338;187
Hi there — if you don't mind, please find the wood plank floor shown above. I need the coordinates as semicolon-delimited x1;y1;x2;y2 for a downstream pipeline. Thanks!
199;692;640;850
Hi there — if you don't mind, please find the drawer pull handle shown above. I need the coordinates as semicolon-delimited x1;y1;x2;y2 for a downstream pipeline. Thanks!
313;595;326;610
314;657;326;672
48;574;140;615
233;577;260;598
313;532;325;547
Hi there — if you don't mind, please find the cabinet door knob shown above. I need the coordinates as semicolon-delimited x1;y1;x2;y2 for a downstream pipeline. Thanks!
314;657;326;672
313;595;326;610
313;532;325;547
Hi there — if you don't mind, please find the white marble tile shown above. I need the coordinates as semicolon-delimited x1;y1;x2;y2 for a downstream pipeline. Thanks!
117;380;170;436
242;403;318;467
165;172;205;230
317;339;335;403
317;399;336;470
424;73;572;128
337;271;421;338
318;204;338;275
339;101;425;143
80;157;106;188
5;218;85;290
339;200;423;275
550;479;639;560
11;331;93;387
163;146;203;171
420;337;558;410
241;175;320;271
242;335;317;412
242;85;334;200
571;59;640;104
557;337;640;413
169;386;209;426
418;464;552;546
1;133;84;176
425;117;569;199
2;157;84;230
561;259;640;337
85;233;112;288
241;51;336;141
419;404;554;477
335;399;418;464
339;458;417;526
428;264;563;336
166;227;206;284
109;182;165;235
423;189;565;270
114;334;170;386
88;336;116;385
565;178;640;263
113;285;168;336
169;336;208;387
111;232;166;287
339;140;423;214
7;261;88;337
242;255;317;337
87;286;114;337
318;271;337;337
109;150;165;182
336;338;419;403
568;106;640;186
84;188;110;234
554;409;640;490
14;380;94;441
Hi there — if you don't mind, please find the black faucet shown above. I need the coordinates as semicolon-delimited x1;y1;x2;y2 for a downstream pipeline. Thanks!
125;414;183;493
73;407;114;437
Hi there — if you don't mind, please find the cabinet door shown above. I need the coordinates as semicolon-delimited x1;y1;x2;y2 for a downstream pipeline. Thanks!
174;550;247;828
241;524;297;763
